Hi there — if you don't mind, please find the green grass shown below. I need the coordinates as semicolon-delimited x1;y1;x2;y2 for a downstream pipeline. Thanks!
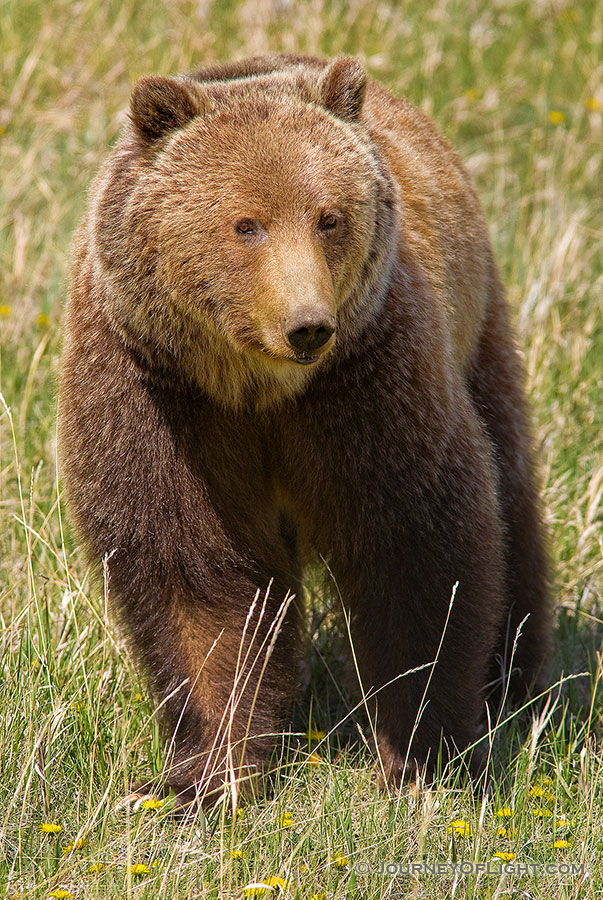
1;0;601;897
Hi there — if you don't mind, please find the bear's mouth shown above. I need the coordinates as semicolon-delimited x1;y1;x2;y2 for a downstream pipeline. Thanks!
293;354;319;366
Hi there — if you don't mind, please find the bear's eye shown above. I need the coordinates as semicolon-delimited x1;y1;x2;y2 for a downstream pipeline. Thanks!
318;214;338;231
235;220;256;235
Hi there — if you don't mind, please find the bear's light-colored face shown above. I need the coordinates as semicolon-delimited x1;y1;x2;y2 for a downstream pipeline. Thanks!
143;105;378;360
93;63;398;406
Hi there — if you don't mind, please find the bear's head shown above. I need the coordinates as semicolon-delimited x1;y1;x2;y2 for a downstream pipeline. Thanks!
90;57;398;407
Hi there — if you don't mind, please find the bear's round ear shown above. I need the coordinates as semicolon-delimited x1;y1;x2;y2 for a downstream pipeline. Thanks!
318;56;367;122
129;75;213;143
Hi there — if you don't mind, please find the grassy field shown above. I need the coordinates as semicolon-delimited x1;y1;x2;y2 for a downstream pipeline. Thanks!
1;0;601;897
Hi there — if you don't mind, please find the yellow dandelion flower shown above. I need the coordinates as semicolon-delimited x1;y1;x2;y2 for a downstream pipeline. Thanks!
133;693;143;702
279;813;294;828
532;807;553;817
242;885;271;897
300;864;309;873
151;860;162;868
32;658;40;669
493;852;516;861
495;807;513;818
553;839;572;849
265;876;288;889
141;798;163;810
231;849;246;859
243;876;288;895
556;818;573;827
130;863;150;874
36;314;49;327
62;838;86;853
331;855;349;868
235;805;247;818
0;305;11;317
559;8;579;24
48;892;73;899
448;819;473;837
88;863;105;873
542;776;554;784
586;97;601;112
308;751;321;766
497;827;515;838
307;728;326;742
529;786;544;797
548;110;565;125
310;894;326;900
40;823;62;833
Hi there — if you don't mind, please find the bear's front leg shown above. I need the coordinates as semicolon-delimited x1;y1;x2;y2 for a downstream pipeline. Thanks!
59;315;302;808
328;414;506;786
112;548;300;807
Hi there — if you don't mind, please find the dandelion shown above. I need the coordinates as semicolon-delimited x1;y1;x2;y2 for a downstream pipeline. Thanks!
448;819;473;837
556;818;573;827
279;813;294;828
529;786;544;797
310;894;326;900
36;314;49;327
243;876;288;895
553;839;572;849
87;863;105;873
133;693;143;702
151;860;162;868
497;827;515;838
40;823;62;834
532;807;553;817
559;8;579;24
586;97;601;112
130;863;150;874
308;751;321;766
495;807;513;818
231;849;246;859
0;305;10;317
307;728;326;742
32;658;40;669
493;852;516;861
331;855;349;868
548;110;565;125
140;798;163;810
62;838;86;853
48;892;73;899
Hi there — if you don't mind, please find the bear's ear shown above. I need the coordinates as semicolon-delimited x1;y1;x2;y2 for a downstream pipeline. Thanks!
129;75;213;143
318;56;367;122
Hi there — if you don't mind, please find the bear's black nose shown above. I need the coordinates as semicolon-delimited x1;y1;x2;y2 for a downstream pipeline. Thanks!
286;321;335;355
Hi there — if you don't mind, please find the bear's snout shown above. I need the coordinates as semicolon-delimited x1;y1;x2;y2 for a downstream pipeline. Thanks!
284;312;335;359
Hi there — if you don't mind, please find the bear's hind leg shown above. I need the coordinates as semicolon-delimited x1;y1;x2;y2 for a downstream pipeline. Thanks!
468;282;551;703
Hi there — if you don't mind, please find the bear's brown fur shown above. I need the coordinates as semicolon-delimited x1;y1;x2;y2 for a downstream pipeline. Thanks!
59;54;550;804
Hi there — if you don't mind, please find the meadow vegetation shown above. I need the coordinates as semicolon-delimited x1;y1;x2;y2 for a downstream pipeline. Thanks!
0;0;601;897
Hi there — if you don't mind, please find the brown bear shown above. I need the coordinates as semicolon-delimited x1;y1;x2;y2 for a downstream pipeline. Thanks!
59;54;550;806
